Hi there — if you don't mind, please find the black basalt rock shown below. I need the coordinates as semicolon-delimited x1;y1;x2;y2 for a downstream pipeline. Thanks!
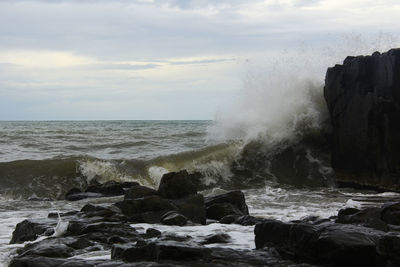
324;48;400;191
157;170;200;199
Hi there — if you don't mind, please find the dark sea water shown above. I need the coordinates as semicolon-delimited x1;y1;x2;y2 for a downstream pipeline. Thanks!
1;120;399;265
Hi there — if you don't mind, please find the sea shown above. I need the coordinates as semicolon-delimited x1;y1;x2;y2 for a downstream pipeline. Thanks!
1;120;400;265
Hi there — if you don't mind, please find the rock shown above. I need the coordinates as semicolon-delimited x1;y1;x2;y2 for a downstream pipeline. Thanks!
381;202;400;225
111;240;295;266
144;228;162;238
171;194;206;225
219;215;239;224
206;203;243;220
201;233;231;244
324;48;400;191
205;191;249;215
115;195;178;223
85;180;125;196
234;215;266;226
17;237;75;258
65;191;103;201
157;170;199;199
10;219;57;244
161;211;188;226
124;185;158;199
157;233;193;242
337;207;388;231
80;204;121;218
254;219;393;266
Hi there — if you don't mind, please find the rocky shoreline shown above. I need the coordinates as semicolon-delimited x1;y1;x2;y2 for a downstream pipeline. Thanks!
6;169;400;266
7;49;400;266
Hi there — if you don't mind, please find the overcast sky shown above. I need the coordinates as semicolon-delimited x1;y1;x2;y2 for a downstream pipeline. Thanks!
0;0;399;120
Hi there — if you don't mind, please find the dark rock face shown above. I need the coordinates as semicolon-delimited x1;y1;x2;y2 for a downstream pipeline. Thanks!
124;185;158;199
205;191;249;220
157;170;200;199
10;219;57;244
9;171;265;267
324;49;400;191
255;218;400;266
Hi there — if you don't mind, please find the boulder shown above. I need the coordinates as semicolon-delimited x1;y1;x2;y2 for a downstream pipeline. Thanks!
10;219;57;244
160;211;188;226
381;202;400;225
124;185;158;200
201;233;231;244
324;49;400;191
254;219;396;266
157;170;200;199
205;191;249;215
337;206;388;231
172;193;206;224
115;195;178;217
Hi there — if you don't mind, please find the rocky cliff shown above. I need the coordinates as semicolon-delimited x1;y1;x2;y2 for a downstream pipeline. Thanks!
324;49;400;191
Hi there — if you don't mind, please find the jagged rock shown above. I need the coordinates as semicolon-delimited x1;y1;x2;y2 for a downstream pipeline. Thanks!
157;170;200;199
234;215;266;226
124;185;158;199
172;193;206;225
205;191;249;215
381;202;400;225
324;49;400;191
111;240;295;266
201;233;231;244
161;211;188;226
144;228;162;238
115;195;178;223
206;203;243;220
337;206;388;231
65;191;104;201
254;219;400;266
10;219;57;244
85;180;125;196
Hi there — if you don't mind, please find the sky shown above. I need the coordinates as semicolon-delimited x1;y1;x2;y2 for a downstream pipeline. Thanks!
0;0;399;120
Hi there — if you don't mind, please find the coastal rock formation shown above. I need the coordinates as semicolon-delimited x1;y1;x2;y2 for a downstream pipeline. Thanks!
9;171;267;266
324;48;400;191
255;203;400;266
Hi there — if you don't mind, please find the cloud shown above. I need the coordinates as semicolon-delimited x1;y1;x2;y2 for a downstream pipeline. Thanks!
0;0;399;119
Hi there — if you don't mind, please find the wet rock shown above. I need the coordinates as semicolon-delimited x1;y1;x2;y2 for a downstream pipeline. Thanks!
157;233;193;242
376;233;400;265
381;202;400;225
337;206;388;231
171;193;206;225
115;195;178;217
206;203;243;220
255;219;393;266
219;215;239;224
324;48;400;191
80;203;121;218
144;228;162;238
205;191;249;216
18;237;75;258
201;233;231;244
157;170;200;199
111;240;295;266
124;185;158;199
234;215;266;226
85;180;125;196
161;211;188;226
111;241;212;262
65;191;104;201
10;219;57;244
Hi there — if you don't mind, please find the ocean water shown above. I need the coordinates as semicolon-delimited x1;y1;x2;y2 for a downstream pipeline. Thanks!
1;120;400;265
